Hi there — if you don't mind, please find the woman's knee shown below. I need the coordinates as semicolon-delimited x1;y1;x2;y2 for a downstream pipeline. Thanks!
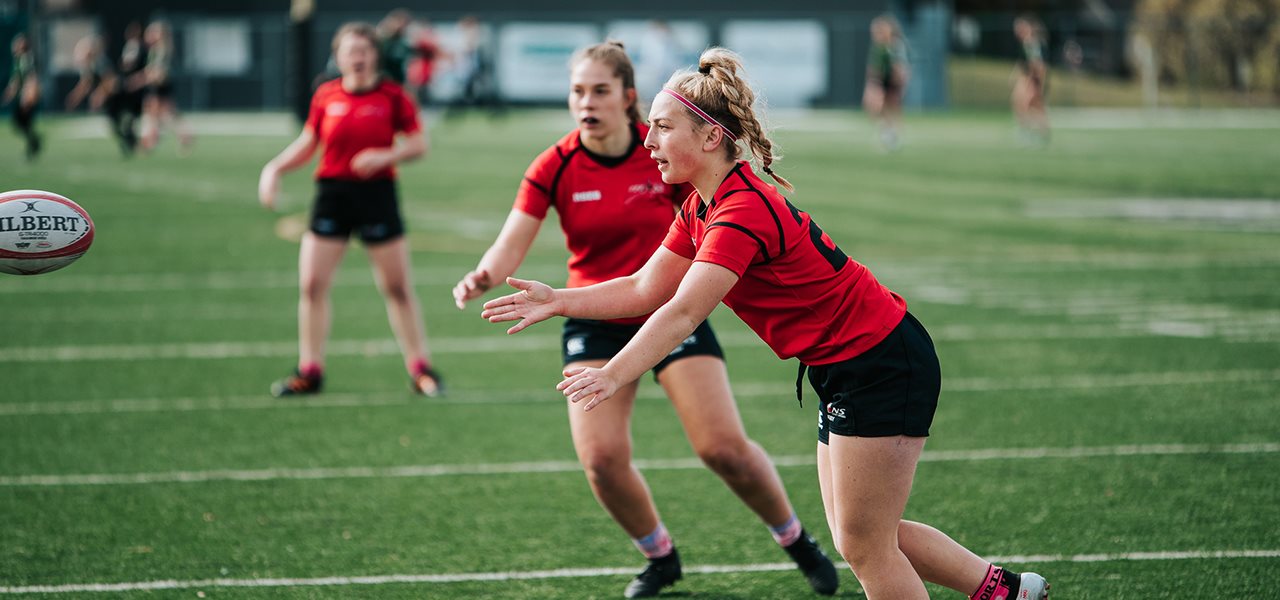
578;445;632;487
833;520;898;572
378;277;413;304
694;439;754;480
299;277;332;303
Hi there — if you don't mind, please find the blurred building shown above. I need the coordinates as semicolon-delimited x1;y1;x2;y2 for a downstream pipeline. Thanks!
12;0;961;113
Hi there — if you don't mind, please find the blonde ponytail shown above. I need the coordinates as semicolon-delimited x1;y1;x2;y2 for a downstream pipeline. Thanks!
665;47;793;192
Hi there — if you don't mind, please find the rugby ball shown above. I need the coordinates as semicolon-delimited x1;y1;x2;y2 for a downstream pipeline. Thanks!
0;190;95;275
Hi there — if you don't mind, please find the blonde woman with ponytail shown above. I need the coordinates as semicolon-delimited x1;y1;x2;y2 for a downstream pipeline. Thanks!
483;47;1049;600
457;42;836;598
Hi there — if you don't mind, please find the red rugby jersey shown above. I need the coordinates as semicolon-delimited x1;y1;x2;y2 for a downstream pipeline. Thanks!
514;123;691;324
661;162;906;365
306;78;420;181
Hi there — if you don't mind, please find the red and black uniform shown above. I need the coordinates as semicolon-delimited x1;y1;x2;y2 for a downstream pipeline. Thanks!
662;162;939;440
305;78;419;243
514;123;723;371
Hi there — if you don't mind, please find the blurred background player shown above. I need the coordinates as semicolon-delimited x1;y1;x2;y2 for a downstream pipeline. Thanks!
862;15;910;151
118;21;147;146
3;33;42;161
404;18;442;108
65;34;137;155
138;21;193;153
453;41;838;599
258;22;442;398
442;15;499;120
634;20;684;102
480;46;1050;600
1011;15;1050;146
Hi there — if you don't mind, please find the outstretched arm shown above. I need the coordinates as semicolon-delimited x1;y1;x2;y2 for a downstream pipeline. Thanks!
453;209;541;309
558;261;739;411
480;246;691;334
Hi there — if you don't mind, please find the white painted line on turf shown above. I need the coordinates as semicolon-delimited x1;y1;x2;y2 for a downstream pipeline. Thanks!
1;443;1274;487
5;310;1280;362
0;265;569;295
2;549;1277;594
3;369;1278;415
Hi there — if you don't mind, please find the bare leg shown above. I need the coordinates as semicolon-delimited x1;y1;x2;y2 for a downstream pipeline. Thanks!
565;362;660;538
825;435;993;598
297;232;348;367
826;434;929;599
365;236;431;366
660;355;794;527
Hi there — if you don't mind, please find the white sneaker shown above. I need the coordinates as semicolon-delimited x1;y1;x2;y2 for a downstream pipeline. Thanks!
1017;572;1050;599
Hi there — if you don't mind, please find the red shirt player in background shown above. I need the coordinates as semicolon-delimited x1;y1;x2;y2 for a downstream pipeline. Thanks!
482;48;1051;600
453;41;837;598
258;22;443;398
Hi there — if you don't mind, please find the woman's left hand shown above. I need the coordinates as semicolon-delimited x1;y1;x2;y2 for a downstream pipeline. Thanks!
351;148;396;178
557;366;620;412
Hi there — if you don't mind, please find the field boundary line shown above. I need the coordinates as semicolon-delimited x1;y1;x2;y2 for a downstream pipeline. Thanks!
2;549;1277;594
1;443;1275;487
3;369;1277;414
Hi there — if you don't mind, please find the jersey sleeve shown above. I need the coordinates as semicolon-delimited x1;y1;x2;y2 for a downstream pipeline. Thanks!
393;87;421;134
305;88;325;135
512;146;560;220
660;203;697;260
695;200;776;276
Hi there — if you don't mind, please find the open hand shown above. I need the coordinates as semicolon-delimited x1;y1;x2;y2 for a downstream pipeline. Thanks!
480;277;558;334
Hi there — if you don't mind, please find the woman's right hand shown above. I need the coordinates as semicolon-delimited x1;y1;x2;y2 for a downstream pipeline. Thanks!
452;269;492;309
480;277;559;334
257;165;280;210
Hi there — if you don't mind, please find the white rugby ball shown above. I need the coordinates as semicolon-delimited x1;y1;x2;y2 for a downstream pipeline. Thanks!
0;190;95;275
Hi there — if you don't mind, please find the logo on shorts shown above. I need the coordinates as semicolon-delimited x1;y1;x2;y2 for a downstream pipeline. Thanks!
314;218;337;234
667;334;697;356
826;405;846;419
566;337;586;356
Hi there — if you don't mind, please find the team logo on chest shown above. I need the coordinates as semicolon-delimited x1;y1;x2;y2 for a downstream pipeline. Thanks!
625;181;667;204
572;190;602;203
326;102;350;117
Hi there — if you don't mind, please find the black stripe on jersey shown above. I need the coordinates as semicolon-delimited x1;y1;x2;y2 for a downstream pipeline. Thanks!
721;165;785;259
548;146;581;202
696;200;708;221
708;221;771;263
523;177;549;196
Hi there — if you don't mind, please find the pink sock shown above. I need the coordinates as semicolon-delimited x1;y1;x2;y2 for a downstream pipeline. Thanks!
970;564;1018;600
407;357;431;376
298;362;323;379
768;513;803;546
632;523;674;559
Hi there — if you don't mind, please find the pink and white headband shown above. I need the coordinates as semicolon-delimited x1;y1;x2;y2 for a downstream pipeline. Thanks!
661;88;738;142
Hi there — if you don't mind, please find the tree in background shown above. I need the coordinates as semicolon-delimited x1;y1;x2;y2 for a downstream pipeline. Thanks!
1132;0;1280;100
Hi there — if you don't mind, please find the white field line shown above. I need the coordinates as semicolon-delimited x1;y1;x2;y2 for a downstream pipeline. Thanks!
2;368;1278;416
1051;108;1280;130
4;255;1279;296
2;443;1275;488
6;316;1280;363
0;265;568;295
2;548;1278;594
